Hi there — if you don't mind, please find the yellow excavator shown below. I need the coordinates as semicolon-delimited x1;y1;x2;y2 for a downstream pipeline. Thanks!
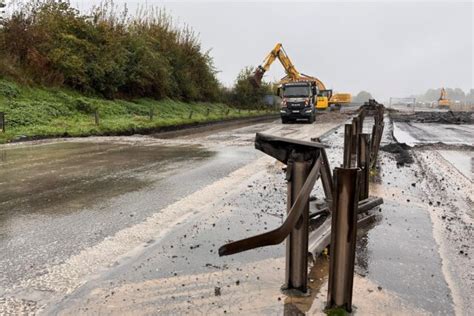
438;88;450;108
251;43;351;117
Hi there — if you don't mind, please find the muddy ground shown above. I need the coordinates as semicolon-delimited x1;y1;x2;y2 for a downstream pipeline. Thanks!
0;110;472;315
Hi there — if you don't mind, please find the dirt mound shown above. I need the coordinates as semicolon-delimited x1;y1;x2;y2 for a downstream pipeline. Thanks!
381;143;414;167
416;111;473;124
391;111;474;124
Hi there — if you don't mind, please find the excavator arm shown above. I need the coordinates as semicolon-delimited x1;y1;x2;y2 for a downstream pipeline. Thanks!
438;88;450;108
439;88;447;101
251;43;300;87
251;43;328;89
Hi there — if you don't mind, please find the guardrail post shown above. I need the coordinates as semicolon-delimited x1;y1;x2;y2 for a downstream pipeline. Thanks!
219;133;326;296
149;108;154;120
0;112;5;132
94;110;99;126
327;167;360;312
351;118;359;167
358;109;365;133
358;134;371;200
343;124;352;168
284;157;311;293
189;110;193;119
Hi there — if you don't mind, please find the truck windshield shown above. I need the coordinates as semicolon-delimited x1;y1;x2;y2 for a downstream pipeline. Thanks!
283;86;310;97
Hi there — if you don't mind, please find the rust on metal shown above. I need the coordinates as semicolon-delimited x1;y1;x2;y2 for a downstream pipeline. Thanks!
327;167;360;312
218;158;321;256
219;133;324;257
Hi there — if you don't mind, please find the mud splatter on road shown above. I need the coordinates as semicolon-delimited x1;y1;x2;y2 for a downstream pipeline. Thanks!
0;115;346;314
2;111;472;315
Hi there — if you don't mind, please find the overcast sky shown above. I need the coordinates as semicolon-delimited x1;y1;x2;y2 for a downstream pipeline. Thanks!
74;1;473;101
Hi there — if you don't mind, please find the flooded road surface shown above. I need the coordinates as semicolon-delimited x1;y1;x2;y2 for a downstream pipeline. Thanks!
0;116;347;314
0;140;258;299
393;122;474;146
2;113;471;315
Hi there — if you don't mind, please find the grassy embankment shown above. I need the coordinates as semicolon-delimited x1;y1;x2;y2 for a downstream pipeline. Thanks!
0;79;272;144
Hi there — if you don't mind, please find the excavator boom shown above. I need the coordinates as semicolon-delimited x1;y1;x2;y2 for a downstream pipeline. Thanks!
250;43;351;112
251;43;308;88
438;88;450;108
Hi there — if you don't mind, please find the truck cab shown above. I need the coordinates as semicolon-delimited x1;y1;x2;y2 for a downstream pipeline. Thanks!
278;82;317;124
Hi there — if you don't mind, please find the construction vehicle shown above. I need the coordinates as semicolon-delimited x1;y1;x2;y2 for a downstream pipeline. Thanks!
438;88;450;108
277;81;317;123
251;43;350;122
329;92;352;109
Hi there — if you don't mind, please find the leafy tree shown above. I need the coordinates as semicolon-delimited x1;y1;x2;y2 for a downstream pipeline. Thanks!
230;66;271;108
0;0;219;102
421;88;466;101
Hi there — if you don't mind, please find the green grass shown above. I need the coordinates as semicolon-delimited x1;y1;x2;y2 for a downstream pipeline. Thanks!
0;79;273;143
324;307;348;316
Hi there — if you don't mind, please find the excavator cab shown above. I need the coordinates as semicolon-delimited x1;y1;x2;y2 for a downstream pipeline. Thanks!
316;89;333;110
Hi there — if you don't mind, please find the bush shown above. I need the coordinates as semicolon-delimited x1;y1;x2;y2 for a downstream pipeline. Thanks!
0;80;20;98
229;67;272;108
0;0;219;102
74;98;97;114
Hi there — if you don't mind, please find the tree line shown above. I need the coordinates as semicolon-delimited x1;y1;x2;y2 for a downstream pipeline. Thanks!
408;88;473;103
0;1;226;102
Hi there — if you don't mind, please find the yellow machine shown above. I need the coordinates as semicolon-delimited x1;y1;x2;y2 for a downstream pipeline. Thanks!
329;93;352;108
251;43;337;109
317;89;333;109
438;88;450;108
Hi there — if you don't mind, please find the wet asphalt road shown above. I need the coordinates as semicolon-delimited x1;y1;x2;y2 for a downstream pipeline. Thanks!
393;121;474;146
1;113;472;314
0;136;259;293
1;117;344;314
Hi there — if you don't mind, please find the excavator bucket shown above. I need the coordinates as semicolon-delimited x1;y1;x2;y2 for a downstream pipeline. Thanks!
250;67;264;88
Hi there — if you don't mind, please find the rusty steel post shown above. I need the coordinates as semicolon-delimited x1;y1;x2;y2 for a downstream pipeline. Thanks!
351;118;359;167
343;124;352;168
358;134;371;200
370;124;377;162
284;158;311;294
358;109;365;133
370;122;384;169
327;168;360;312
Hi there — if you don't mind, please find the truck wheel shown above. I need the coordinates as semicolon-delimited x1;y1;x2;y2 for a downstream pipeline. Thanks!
281;118;288;124
309;113;315;123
